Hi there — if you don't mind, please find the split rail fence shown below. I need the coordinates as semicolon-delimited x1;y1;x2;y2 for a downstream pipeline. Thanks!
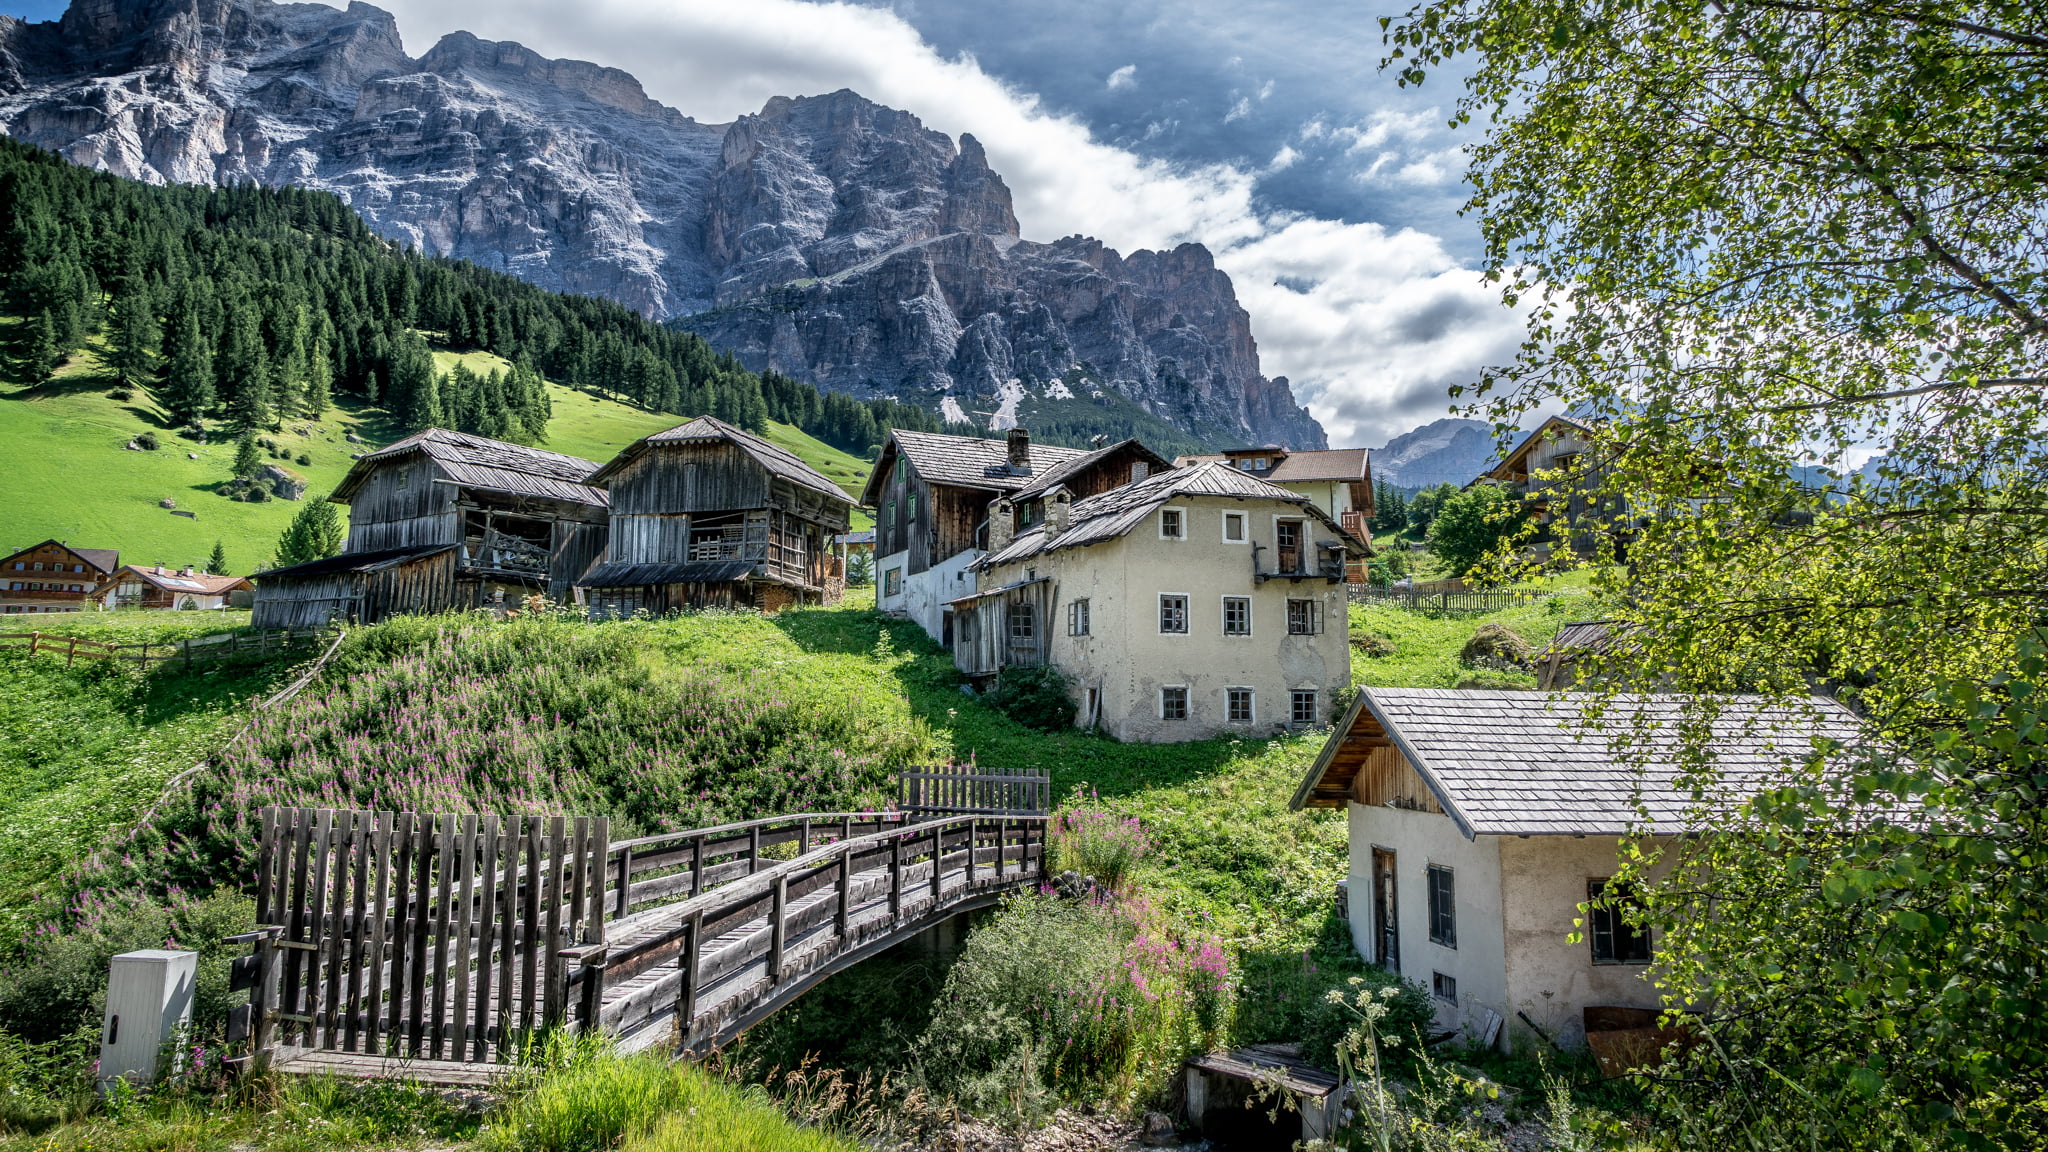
0;627;337;668
228;764;1052;1082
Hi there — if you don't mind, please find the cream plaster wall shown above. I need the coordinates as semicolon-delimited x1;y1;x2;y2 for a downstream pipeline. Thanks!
895;549;981;644
978;495;1351;742
1348;803;1509;1039
876;548;910;616
1498;835;1671;1047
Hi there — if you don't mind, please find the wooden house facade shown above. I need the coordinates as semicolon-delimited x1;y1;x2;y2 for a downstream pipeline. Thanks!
1;539;118;614
862;428;1169;644
578;416;854;616
251;429;609;628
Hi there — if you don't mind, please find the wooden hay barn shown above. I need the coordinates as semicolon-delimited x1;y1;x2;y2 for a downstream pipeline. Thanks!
579;416;854;616
251;429;609;628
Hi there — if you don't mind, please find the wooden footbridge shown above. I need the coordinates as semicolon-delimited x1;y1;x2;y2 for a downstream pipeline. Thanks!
226;766;1051;1083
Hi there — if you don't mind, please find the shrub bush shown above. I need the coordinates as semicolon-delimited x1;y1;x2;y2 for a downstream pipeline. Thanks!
1353;633;1396;658
134;430;159;450
918;893;1228;1117
1051;804;1150;894
1459;622;1531;670
982;665;1075;732
296;453;311;466
107;389;132;402
1297;965;1434;1072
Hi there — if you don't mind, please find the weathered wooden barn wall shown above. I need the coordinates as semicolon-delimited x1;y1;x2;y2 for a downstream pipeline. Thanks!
952;581;1051;677
250;573;360;629
361;550;459;622
251;549;462;628
551;520;610;600
344;461;460;552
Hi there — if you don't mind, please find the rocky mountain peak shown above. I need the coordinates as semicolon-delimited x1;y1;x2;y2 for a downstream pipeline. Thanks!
0;0;1330;449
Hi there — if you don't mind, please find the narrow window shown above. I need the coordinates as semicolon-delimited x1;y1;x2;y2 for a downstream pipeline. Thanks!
1287;598;1321;635
907;492;918;522
1276;519;1302;571
1160;686;1188;720
1159;508;1185;539
1222;596;1251;636
1588;879;1653;964
1432;971;1458;1004
1223;512;1246;542
885;500;895;530
1291;689;1319;726
1427;865;1457;948
1007;602;1035;640
1159;594;1188;634
396;468;409;490
1068;598;1091;636
883;568;903;597
1226;688;1254;723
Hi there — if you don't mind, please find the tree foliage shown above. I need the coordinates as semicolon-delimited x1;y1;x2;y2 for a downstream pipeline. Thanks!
1386;0;2048;1142
1422;483;1525;577
270;497;346;571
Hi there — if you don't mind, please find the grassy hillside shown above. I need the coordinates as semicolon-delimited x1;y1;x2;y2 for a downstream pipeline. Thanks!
0;333;876;573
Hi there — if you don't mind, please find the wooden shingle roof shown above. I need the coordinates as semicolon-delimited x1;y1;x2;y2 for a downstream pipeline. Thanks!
975;461;1362;569
860;430;1089;504
1009;438;1172;502
1291;687;1869;838
333;429;608;506
588;416;852;503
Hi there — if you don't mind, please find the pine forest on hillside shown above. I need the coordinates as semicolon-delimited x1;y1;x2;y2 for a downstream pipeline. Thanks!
0;137;957;459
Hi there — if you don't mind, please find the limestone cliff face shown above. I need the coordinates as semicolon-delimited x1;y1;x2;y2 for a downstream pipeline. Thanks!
0;0;1327;448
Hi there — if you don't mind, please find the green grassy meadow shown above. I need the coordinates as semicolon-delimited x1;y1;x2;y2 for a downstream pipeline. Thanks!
0;334;875;576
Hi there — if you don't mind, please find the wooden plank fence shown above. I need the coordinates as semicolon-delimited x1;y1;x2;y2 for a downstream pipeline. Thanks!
230;766;1055;1081
0;627;337;668
1348;585;1550;614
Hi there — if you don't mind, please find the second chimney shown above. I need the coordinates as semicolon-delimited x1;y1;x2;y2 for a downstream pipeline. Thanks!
1006;427;1031;472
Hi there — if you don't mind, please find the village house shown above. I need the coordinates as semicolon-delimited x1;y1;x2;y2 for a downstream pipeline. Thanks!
94;564;254;611
1174;446;1375;545
1289;687;1865;1048
251;429;610;628
0;539;119;613
864;428;1169;643
577;416;854;615
1474;415;1620;560
954;461;1365;742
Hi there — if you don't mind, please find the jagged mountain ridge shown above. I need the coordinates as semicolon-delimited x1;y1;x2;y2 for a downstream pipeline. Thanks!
1370;417;1496;488
0;0;1326;448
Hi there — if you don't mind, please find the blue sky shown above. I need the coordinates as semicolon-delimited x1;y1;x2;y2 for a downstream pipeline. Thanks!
1;0;1522;447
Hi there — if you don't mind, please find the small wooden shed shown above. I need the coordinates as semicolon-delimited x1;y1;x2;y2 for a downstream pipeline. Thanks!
944;576;1051;678
249;545;457;629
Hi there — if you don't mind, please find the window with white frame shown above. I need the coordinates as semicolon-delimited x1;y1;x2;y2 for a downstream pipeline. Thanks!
1290;689;1318;726
1226;688;1254;723
1159;508;1185;539
1222;596;1251;636
1160;686;1189;720
1159;594;1188;633
883;567;902;597
1286;598;1321;635
1068;598;1090;636
1222;511;1246;542
1432;971;1459;1004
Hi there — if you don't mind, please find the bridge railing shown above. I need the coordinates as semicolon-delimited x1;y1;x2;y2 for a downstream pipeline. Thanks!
604;811;910;921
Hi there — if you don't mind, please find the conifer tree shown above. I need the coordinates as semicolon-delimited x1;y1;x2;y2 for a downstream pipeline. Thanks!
22;308;60;383
156;316;216;427
109;289;159;387
271;496;346;569
232;433;261;480
206;540;228;576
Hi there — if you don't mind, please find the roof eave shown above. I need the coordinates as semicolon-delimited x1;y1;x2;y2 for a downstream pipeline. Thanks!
1358;688;1482;840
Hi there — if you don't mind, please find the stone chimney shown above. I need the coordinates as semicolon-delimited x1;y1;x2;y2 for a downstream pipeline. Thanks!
987;497;1016;551
1006;428;1032;473
1045;487;1073;538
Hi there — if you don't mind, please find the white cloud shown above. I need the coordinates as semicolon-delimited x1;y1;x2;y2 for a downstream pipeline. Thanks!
1256;79;1274;100
369;0;1517;447
1106;63;1137;90
1223;95;1252;123
1266;144;1300;173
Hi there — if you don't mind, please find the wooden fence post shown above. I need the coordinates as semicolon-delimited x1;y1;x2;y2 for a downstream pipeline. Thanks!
929;820;943;901
769;873;788;985
678;910;702;1048
836;843;852;938
615;846;633;919
889;833;903;922
748;824;761;876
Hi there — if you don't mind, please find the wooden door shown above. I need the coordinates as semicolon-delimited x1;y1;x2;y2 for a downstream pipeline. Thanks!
1371;847;1399;973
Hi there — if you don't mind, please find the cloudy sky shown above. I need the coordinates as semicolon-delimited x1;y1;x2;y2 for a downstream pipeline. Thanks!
2;0;1525;448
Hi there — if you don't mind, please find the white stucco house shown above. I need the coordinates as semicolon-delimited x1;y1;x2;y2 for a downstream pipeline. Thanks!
1289;687;1866;1048
951;461;1367;743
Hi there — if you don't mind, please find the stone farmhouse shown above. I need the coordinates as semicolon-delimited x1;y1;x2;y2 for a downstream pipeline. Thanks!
954;460;1366;742
865;428;1169;644
0;539;118;614
1290;686;1866;1049
1175;446;1375;544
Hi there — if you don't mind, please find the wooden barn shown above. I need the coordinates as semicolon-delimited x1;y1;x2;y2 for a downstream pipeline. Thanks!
578;416;854;616
251;429;609;628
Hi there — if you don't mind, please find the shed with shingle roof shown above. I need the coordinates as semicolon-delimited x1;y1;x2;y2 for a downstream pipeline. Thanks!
1291;685;1875;1052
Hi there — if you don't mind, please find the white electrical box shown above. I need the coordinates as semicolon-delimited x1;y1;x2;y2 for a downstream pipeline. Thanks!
98;949;197;1091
